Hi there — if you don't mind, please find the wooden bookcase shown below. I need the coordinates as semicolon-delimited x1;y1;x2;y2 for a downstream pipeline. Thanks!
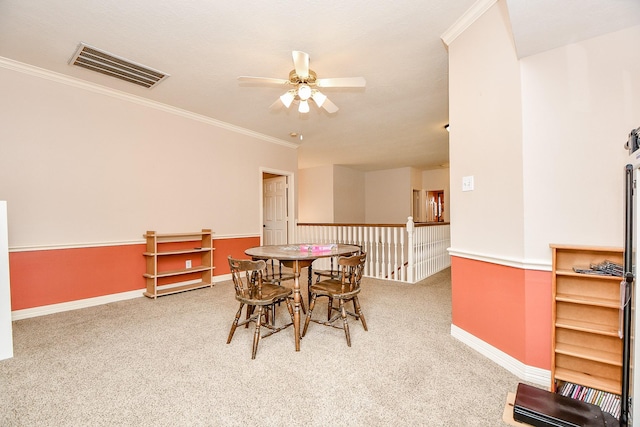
550;244;623;396
143;229;214;298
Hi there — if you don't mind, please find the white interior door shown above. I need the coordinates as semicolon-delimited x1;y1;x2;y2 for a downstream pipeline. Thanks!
263;176;288;245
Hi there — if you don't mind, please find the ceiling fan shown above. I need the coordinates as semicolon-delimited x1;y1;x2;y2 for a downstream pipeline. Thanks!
238;51;366;114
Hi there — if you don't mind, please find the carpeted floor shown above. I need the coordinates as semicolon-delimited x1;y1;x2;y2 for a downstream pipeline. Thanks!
0;268;522;426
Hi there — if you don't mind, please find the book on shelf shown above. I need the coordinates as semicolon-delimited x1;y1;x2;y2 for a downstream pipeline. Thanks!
557;381;621;419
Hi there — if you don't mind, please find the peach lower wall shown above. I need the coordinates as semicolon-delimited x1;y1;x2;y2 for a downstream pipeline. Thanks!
9;236;260;311
451;256;552;369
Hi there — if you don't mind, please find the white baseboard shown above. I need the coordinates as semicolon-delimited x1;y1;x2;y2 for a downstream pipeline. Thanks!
12;274;232;321
450;324;550;387
12;289;144;321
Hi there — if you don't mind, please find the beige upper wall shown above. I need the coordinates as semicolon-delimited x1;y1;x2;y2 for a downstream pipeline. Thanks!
521;25;640;262
0;63;298;247
299;165;429;224
447;0;639;266
365;167;412;223
448;0;525;260
333;165;365;223
298;165;334;223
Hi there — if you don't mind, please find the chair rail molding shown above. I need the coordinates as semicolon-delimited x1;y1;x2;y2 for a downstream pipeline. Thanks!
448;247;552;271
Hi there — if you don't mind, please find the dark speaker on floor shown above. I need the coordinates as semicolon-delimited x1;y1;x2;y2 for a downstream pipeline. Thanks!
513;383;619;427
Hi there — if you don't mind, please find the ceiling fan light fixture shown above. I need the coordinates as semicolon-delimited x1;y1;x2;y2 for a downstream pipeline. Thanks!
311;90;327;107
238;51;365;114
297;84;312;101
280;91;295;108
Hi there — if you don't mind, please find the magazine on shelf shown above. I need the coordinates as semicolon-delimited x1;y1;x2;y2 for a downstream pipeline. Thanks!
572;260;623;277
298;244;338;252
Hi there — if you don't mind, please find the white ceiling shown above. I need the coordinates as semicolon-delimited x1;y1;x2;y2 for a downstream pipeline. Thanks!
0;0;638;171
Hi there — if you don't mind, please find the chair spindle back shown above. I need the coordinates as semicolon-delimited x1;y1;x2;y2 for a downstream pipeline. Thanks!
228;256;266;299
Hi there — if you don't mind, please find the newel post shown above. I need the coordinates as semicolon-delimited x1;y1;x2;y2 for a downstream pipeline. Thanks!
406;216;415;283
293;218;299;244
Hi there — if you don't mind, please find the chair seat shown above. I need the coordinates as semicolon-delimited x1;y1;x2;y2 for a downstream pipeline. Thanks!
309;280;361;299
313;269;340;281
236;283;292;306
263;272;295;285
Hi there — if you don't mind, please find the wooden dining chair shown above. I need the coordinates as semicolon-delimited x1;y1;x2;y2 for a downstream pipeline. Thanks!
302;252;368;346
262;258;306;316
263;258;295;285
313;245;362;320
227;256;295;359
313;256;340;282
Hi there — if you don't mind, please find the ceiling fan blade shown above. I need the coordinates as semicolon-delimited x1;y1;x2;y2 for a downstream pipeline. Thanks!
311;90;327;108
237;76;289;85
320;97;339;114
316;77;366;88
292;51;309;79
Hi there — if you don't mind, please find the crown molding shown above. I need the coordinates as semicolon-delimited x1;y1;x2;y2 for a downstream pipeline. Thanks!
0;56;298;149
441;0;498;46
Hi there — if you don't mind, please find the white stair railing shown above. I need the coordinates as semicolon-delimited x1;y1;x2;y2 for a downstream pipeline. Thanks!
295;218;450;283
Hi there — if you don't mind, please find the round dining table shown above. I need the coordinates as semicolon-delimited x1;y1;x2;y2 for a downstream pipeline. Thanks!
245;243;361;351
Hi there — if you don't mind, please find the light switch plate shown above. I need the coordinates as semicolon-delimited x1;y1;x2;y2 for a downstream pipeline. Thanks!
462;176;474;192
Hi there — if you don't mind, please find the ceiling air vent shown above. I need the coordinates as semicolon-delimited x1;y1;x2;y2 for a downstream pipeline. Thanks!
69;43;169;89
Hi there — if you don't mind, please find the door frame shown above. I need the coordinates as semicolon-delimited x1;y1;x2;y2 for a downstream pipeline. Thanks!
259;167;295;245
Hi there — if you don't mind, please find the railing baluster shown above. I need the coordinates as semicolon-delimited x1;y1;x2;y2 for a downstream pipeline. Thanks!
374;227;380;278
392;227;398;281
369;226;375;277
400;228;405;282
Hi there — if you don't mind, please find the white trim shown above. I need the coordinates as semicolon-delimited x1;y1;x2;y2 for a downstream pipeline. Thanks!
0;56;299;150
10;239;143;252
12;289;144;321
12;274;232;321
441;0;498;46
448;247;552;271
9;233;261;253
451;324;550;387
0;201;13;360
213;233;260;240
214;273;231;282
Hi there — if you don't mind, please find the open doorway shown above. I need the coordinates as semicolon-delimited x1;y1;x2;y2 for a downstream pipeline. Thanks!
412;189;421;221
426;190;445;222
261;169;294;245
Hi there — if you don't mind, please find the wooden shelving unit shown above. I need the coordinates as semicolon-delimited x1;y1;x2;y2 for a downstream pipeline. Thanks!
550;244;623;396
143;229;214;298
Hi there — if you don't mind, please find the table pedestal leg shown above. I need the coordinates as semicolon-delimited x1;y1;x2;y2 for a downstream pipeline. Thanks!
308;265;313;302
279;259;312;352
293;260;301;351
